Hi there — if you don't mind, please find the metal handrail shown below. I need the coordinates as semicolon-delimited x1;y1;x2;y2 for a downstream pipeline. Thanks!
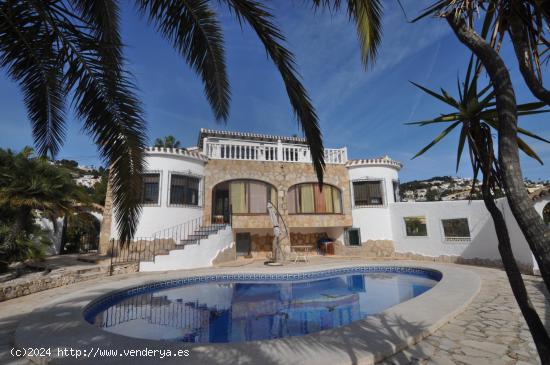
110;215;229;268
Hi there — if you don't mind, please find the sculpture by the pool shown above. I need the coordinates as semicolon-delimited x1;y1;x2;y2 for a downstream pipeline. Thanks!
85;267;440;343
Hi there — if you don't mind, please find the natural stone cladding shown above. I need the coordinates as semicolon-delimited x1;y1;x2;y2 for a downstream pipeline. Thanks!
334;240;395;258
0;263;137;302
212;243;236;265
246;232;332;258
203;160;353;254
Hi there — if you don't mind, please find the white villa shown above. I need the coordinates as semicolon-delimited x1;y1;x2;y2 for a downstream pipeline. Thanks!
99;128;550;275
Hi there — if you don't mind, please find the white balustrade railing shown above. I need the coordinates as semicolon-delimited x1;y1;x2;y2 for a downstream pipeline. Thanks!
203;139;347;164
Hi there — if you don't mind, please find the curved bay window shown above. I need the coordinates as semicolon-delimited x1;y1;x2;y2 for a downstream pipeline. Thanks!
212;180;277;223
287;183;342;214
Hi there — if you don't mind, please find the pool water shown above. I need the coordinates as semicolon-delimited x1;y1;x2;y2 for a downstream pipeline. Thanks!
87;269;439;343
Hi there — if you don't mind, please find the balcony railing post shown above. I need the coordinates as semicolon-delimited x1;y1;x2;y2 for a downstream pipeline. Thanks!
276;139;283;161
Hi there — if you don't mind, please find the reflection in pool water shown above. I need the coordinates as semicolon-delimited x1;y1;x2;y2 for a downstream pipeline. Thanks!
88;271;438;343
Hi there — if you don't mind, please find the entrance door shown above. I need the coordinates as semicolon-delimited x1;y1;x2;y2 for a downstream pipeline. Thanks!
236;233;251;257
212;186;230;224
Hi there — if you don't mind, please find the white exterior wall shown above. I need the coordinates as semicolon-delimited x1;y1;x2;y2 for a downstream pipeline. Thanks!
139;226;234;271
533;196;550;219
36;216;64;255
348;164;400;241
111;152;206;239
531;196;550;274
390;198;534;270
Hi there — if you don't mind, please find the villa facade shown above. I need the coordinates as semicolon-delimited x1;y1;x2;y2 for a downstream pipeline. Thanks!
100;128;550;274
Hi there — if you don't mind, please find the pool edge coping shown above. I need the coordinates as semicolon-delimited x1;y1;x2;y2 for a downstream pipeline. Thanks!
14;261;481;365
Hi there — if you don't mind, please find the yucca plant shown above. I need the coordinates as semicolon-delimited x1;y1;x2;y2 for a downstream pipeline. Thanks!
414;0;550;301
409;55;550;361
409;57;550;190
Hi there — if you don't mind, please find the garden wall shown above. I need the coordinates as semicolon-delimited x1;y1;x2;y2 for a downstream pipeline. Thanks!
389;198;535;274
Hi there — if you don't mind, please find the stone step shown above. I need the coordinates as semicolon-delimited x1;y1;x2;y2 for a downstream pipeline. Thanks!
77;271;108;281
188;233;209;239
75;266;102;275
77;254;111;265
194;228;218;234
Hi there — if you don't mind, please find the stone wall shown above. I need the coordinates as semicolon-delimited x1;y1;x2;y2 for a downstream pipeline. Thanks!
212;243;236;265
334;240;395;258
246;231;329;258
250;233;274;258
394;252;534;275
0;263;139;302
204;160;352;255
290;232;328;251
110;262;139;275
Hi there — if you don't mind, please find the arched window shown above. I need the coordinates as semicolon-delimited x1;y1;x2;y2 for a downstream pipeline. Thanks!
212;180;277;222
287;183;342;214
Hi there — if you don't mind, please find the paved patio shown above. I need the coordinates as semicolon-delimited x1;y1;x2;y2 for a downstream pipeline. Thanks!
0;259;548;364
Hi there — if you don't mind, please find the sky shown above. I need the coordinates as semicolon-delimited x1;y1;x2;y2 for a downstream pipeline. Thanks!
1;1;549;182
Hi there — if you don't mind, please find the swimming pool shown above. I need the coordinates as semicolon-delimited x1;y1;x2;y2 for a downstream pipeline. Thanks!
85;267;441;343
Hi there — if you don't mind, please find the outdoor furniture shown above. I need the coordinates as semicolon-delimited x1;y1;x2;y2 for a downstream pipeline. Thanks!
319;241;334;255
291;245;311;263
317;237;334;255
212;215;224;224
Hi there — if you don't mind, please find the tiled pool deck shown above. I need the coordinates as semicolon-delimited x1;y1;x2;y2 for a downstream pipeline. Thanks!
0;258;548;364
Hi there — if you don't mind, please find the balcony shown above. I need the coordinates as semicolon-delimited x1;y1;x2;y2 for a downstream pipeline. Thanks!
203;139;347;164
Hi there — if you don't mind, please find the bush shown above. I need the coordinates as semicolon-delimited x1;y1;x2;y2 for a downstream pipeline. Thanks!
0;223;51;273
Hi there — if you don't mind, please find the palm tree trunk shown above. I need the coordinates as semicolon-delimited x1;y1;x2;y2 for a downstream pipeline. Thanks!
509;18;550;105
481;186;550;362
7;207;30;247
446;12;550;294
446;13;550;362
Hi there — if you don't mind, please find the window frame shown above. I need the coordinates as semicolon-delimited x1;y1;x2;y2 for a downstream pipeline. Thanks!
351;178;386;208
167;171;203;208
287;183;343;215
345;228;362;246
440;217;471;242
222;179;277;215
141;171;162;206
392;179;400;203
403;216;429;237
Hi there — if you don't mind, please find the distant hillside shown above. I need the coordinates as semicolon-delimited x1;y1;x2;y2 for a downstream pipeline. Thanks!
54;159;108;206
400;176;548;202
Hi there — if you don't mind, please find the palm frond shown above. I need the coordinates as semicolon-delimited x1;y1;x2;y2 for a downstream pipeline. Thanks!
348;0;383;67
309;0;383;66
222;0;325;182
456;126;467;171
136;0;230;121
412;121;461;159
410;81;459;108
0;2;66;159
517;136;544;164
27;1;146;243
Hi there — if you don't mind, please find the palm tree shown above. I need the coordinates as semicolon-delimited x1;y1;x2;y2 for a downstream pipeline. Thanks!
154;135;181;148
1;0;381;243
408;60;550;361
0;147;88;269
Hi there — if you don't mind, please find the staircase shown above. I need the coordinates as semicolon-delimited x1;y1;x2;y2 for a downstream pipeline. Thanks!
107;215;234;272
178;224;228;247
110;217;231;266
139;223;233;272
